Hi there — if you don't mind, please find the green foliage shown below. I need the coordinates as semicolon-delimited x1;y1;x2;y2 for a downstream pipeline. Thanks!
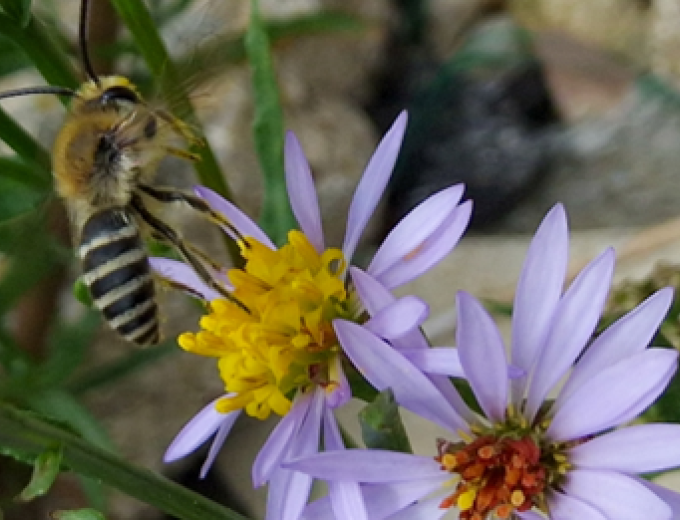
51;509;107;520
0;0;32;28
359;389;412;453
0;404;248;520
246;0;296;246
16;447;63;502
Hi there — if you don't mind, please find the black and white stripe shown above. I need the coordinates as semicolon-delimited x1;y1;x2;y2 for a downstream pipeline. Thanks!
79;208;159;345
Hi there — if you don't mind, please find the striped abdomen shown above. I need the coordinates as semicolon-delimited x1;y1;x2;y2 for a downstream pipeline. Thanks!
79;208;159;346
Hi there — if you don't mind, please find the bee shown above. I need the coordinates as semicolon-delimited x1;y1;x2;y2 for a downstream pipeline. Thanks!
0;0;240;346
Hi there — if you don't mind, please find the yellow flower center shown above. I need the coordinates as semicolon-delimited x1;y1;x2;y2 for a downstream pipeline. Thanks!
179;230;352;420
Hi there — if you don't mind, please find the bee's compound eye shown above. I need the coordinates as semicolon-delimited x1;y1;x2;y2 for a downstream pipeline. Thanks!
101;86;138;106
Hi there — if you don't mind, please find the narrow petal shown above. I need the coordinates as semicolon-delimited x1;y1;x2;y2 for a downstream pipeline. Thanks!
302;476;450;520
562;469;671;519
568;424;680;474
375;200;472;290
456;292;509;423
252;390;313;487
335;319;471;433
364;296;429;340
546;490;607;520
323;408;368;520
510;203;568;404
548;349;678;441
525;248;615;421
200;414;238;478
284;131;324;253
367;185;465;284
164;396;235;462
350;266;397;317
560;287;673;403
342;111;407;262
638;480;680;518
195;186;275;249
287;450;443;482
266;466;314;520
400;347;464;377
265;388;325;520
150;257;224;301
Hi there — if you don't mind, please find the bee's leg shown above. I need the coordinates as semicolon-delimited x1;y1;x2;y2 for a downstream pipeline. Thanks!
164;147;200;162
156;109;203;147
130;194;249;313
138;184;247;245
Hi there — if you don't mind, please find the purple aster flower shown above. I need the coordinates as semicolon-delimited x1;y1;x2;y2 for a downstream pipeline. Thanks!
159;111;472;519
287;203;680;519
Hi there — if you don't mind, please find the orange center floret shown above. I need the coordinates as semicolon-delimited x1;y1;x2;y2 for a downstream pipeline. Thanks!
436;435;547;519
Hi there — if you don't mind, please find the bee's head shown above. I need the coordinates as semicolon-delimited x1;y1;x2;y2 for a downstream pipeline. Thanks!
74;76;141;112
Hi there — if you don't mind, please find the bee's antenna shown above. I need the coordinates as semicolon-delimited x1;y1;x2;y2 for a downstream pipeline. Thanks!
0;86;76;101
79;0;100;85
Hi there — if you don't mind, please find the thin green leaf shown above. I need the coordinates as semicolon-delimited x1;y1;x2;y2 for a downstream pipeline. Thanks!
76;477;107;515
0;107;51;174
0;12;78;89
246;0;295;245
0;0;32;28
359;389;412;453
27;389;116;453
0;33;33;76
51;509;106;520
0;404;250;520
17;446;63;502
0;166;47;223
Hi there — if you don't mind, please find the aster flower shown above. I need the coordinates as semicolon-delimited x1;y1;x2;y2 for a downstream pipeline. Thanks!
287;203;680;520
158;111;473;518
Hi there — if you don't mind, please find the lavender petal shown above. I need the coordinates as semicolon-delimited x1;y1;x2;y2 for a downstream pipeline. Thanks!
284;131;324;253
563;469;671;519
548;349;678;441
525;248;615;422
195;186;275;249
342;111;407;263
568;423;680;474
456;292;509;423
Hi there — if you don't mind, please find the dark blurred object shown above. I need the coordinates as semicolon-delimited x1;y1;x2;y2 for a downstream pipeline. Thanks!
368;11;561;230
159;458;251;520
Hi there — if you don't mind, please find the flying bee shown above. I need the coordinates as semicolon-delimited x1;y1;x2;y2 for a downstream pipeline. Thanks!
0;0;242;346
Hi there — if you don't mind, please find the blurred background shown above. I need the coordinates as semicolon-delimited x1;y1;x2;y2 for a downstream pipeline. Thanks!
3;0;680;518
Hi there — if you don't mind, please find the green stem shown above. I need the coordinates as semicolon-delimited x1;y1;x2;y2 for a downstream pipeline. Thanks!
0;12;79;178
0;403;250;520
0;13;79;89
0;108;51;175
